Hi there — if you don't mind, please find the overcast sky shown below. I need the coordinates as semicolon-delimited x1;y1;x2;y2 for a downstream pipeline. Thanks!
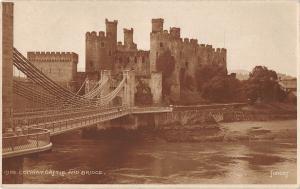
13;1;298;76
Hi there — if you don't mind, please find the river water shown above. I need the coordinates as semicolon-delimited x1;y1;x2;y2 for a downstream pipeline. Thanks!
23;120;297;184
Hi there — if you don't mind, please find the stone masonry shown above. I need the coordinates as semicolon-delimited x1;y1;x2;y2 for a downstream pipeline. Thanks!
2;2;14;131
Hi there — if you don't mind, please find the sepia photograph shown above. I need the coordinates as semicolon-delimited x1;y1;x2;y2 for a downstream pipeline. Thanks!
1;0;298;187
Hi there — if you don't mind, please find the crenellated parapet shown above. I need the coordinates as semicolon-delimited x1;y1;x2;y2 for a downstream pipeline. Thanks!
152;18;164;33
27;52;78;63
170;27;180;38
86;31;107;41
136;50;150;57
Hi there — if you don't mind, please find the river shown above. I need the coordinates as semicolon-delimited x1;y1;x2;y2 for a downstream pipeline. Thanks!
23;120;297;184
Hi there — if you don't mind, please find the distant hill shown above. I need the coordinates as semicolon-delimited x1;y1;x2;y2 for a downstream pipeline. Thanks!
228;69;296;81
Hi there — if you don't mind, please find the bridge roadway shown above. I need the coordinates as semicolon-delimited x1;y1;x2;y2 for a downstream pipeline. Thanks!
3;106;173;158
3;103;246;158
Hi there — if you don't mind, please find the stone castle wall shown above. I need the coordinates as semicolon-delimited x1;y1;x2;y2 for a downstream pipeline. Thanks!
27;52;78;89
114;50;150;76
149;18;227;101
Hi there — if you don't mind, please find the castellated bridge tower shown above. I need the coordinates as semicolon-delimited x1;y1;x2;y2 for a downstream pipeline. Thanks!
85;19;118;73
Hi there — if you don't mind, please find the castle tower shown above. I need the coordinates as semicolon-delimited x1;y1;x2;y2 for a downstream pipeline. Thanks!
123;28;134;48
150;18;165;72
86;19;118;73
151;18;164;33
105;18;118;45
2;2;14;132
86;31;101;72
103;19;118;70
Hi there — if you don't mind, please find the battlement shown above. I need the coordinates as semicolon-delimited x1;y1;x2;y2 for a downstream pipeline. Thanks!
152;18;164;24
190;39;198;45
124;28;133;34
136;50;150;57
105;18;118;25
86;31;107;40
170;27;180;38
27;51;78;63
180;38;199;47
152;18;164;33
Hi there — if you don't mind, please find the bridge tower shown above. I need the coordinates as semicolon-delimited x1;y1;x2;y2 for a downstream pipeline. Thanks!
123;70;135;107
2;2;14;133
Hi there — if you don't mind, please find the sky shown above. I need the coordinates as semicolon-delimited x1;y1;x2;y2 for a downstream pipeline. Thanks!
12;0;298;76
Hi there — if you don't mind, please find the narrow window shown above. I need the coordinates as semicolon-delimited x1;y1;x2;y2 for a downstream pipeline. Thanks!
108;50;112;56
160;42;163;47
127;57;130;63
134;57;137;63
119;57;122;63
101;42;104;47
142;56;145;63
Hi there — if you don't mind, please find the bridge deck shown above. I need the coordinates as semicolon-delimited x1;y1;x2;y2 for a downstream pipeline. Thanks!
3;103;246;158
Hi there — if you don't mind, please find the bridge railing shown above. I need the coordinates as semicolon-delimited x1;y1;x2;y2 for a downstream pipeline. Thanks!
3;128;51;158
13;106;127;127
173;103;247;111
132;106;173;113
21;106;130;135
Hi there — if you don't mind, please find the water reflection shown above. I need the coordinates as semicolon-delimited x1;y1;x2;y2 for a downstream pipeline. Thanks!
23;120;296;184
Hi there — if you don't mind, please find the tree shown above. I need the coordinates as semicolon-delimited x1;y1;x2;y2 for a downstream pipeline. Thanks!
245;66;285;102
195;64;227;92
201;75;246;103
135;79;153;105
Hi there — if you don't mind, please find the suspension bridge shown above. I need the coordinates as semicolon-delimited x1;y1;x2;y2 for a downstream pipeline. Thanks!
3;48;172;158
2;2;245;159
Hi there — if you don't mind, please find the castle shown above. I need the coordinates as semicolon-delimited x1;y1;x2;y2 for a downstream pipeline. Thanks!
85;18;227;102
85;19;150;77
27;18;227;104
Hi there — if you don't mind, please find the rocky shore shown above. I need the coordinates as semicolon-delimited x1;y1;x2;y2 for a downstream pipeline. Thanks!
84;103;296;143
156;103;296;143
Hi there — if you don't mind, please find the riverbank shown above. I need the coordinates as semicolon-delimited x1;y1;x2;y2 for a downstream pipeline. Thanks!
83;103;296;143
152;103;296;142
